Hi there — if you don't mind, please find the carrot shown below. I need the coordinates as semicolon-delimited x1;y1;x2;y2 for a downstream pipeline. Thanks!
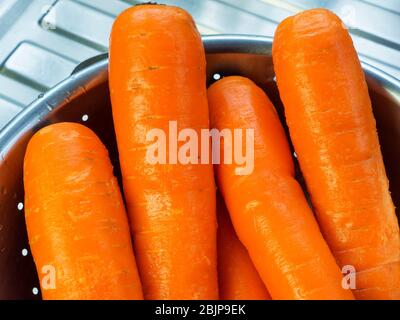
217;194;270;300
208;76;354;300
23;122;143;300
109;5;218;299
272;8;400;299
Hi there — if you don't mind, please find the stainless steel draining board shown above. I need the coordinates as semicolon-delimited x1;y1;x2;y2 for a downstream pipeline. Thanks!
0;0;399;129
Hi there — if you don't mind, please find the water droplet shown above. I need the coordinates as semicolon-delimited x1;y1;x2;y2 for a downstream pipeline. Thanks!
22;248;28;256
32;287;39;295
17;202;24;211
82;114;89;122
45;103;53;111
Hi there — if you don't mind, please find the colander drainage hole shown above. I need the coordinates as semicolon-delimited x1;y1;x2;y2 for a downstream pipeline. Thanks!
82;114;89;122
32;287;39;295
213;73;221;81
17;202;24;211
22;248;28;256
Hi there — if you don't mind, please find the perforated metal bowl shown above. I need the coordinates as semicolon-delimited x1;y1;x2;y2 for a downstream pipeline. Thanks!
0;35;399;300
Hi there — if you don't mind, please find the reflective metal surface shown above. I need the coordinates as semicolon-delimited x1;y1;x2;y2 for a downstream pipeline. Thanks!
0;35;399;299
0;0;399;130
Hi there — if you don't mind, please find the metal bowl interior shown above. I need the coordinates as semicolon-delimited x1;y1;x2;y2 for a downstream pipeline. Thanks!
0;35;399;300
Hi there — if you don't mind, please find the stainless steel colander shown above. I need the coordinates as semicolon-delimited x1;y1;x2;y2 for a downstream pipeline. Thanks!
0;35;399;300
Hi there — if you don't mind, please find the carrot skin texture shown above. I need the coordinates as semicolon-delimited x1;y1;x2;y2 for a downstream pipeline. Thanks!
23;122;143;300
109;5;218;300
272;9;400;299
217;195;270;300
208;76;354;300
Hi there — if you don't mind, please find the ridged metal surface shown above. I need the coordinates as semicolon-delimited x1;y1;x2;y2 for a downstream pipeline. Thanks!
0;0;399;129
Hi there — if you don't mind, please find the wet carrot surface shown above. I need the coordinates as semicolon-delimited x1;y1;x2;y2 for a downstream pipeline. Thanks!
109;5;218;299
208;76;354;300
24;122;143;300
273;9;400;299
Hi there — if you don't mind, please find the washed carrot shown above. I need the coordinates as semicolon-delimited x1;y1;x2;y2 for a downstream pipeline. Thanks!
272;9;400;299
217;195;270;300
109;5;218;299
208;76;354;300
23;122;143;300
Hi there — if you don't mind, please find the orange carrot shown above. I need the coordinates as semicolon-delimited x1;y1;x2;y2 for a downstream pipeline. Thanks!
23;122;143;300
273;9;400;299
208;76;354;300
109;5;218;299
217;194;270;300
